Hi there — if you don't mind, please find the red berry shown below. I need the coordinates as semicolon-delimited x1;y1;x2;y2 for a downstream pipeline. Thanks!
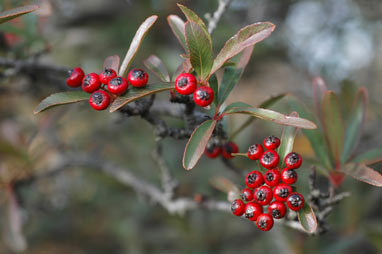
245;170;264;189
128;68;148;87
281;168;298;184
240;188;254;202
82;73;101;93
204;145;221;158
174;73;197;95
268;201;287;219
66;67;85;87
107;76;129;95
244;202;263;221
222;141;239;159
263;135;280;150
99;68;117;85
89;90;110;111
260;150;280;169
256;213;274;231
231;199;245;216
254;185;273;206
273;183;292;202
264;169;281;187
284;152;302;169
286;192;305;211
193;86;214;107
247;144;264;160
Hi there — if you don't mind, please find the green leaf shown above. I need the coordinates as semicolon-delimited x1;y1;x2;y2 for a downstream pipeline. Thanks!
167;15;187;51
0;5;38;24
34;91;89;114
312;77;328;121
218;67;242;105
210;22;275;76
223;102;252;113
341;88;368;164
209;74;219;107
224;107;317;129
278;112;299;168
177;4;210;40
322;91;344;168
103;55;120;72
185;21;213;81
339;80;358;122
209;176;240;202
183;120;217;170
298;203;318;234
110;82;173;112
119;15;158;76
341;163;382;187
144;55;170;82
353;148;382;164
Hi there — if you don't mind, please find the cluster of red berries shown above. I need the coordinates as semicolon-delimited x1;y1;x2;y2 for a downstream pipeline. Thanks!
66;67;149;111
174;73;214;107
230;136;305;231
204;141;239;159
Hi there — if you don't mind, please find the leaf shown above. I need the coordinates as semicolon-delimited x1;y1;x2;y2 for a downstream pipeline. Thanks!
183;120;217;170
144;55;170;82
34;91;89;114
322;91;344;168
237;46;254;69
210;22;275;76
167;15;187;51
224;107;317;129
341;163;382;187
0;5;38;24
218;67;242;105
278;112;299;168
223;102;252;113
110;82;173;112
341;88;368;164
353;148;382;164
209;176;240;202
298;203;318;234
185;21;213;81
209;74;219;107
119;15;158;76
103;55;120;72
339;80;358;121
312;77;328;121
177;4;210;40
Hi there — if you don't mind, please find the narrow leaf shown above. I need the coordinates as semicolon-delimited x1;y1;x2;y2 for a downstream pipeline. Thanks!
341;163;382;187
144;55;170;82
177;4;210;41
278;112;299;168
119;15;158;76
209;176;240;202
110;82;173;112
339;80;358;121
312;77;328;121
209;74;219;107
167;15;187;50
353;148;382;164
298;203;318;234
0;5;38;24
183;120;217;170
223;102;252;113
218;67;242;105
34;91;89;114
103;55;120;72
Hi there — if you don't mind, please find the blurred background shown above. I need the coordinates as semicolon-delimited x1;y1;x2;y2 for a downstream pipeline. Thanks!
0;0;381;253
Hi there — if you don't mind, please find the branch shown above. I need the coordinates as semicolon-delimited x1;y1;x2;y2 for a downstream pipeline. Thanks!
205;0;234;34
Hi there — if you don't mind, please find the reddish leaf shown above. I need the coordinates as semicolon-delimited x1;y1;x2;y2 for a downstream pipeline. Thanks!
144;55;170;82
177;4;210;41
103;55;120;72
312;77;328;121
0;5;38;24
167;15;187;51
237;46;254;69
341;163;382;187
298;203;318;234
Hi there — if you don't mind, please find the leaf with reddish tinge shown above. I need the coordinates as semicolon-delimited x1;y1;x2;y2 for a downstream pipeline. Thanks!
0;5;38;24
144;55;170;82
209;176;240;202
103;55;120;72
119;15;158;76
183;120;216;170
313;77;328;121
110;82;173;112
298;203;318;234
353;148;382;165
34;91;89;114
177;4;210;42
278;112;299;168
341;163;382;187
167;15;187;51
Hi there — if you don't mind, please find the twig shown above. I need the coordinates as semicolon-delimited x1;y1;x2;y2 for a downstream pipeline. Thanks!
205;0;234;34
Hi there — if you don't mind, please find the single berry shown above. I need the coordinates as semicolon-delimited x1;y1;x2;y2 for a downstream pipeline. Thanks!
254;185;273;206
256;213;274;231
247;144;264;160
231;199;245;216
193;86;214;107
240;188;254;202
264;169;281;187
281;168;298;185
204;145;221;158
66;67;85;88
273;183;292;202
245;170;264;189
284;152;302;169
244;202;263;221
107;76;129;95
128;68;148;87
89;90;110;111
268;201;287;219
82;73;101;93
174;73;197;95
263;135;280;150
99;68;117;85
260;150;280;169
286;192;305;211
222;141;239;159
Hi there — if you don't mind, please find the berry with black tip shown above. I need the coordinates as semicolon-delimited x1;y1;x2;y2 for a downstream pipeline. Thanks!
260;150;280;169
247;144;264;160
286;192;305;211
107;76;129;95
264;169;281;187
222;141;239;159
268;201;287;219
284;152;302;169
281;168;298;184
128;68;148;87
204;145;221;158
254;185;273;206
82;73;101;93
66;67;85;88
193;86;214;107
99;68;117;85
89;90;110;111
273;183;292;202
263;135;280;150
256;213;274;231
244;202;263;221
231;199;245;216
245;170;264;189
240;188;254;202
174;73;197;95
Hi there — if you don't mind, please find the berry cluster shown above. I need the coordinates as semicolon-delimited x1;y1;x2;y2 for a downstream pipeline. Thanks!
66;67;149;111
174;73;214;107
204;140;239;159
231;135;305;231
